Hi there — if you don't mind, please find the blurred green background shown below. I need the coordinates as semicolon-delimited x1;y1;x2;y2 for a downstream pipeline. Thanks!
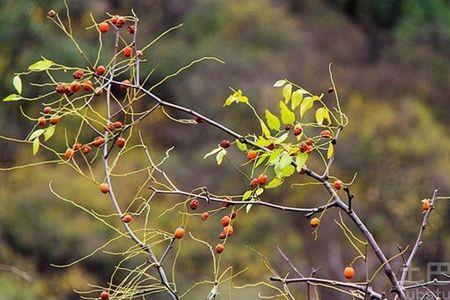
0;0;449;299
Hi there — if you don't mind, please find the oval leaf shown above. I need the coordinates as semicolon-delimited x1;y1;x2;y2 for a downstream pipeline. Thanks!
327;143;334;159
291;90;303;110
13;75;22;94
279;101;296;124
32;138;40;155
3;94;22;102
216;148;227;165
282;83;292;103
265;110;280;131
273;79;286;87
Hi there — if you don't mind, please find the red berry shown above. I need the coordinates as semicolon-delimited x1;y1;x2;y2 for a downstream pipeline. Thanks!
422;199;431;211
293;124;303;136
92;137;105;147
344;266;355;280
96;65;106;76
333;180;343;190
321;130;332;139
123;46;133;58
246;151;258;160
43;106;52;114
223;225;234;237
105;123;115;132
220;216;231;227
50;115;60;125
82;145;91;154
100;291;110;300
116;16;126;28
73;143;82;151
55;83;67;94
113;121;123;129
258;174;268;186
215;243;224;254
120;79;131;89
127;25;136;34
122;214;133;223
98;22;109;33
136;50;143;58
305;138;314;146
201;212;209;221
70;81;81;93
218;232;226;239
194;116;203;123
220;140;231;148
230;211;237;219
64;148;74;159
100;183;110;194
82;80;93;91
110;15;119;25
117;137;126;148
72;70;84;79
250;178;259;189
285;124;292;131
189;199;200;210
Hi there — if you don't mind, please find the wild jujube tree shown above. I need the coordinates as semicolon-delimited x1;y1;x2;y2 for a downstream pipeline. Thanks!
2;5;449;300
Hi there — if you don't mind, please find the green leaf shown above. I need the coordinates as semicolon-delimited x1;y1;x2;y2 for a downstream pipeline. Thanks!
216;149;227;165
282;83;292;103
265;110;280;131
28;129;45;141
295;152;309;172
327;143;334;159
254;153;270;168
44;125;56;141
291;90;303;110
204;147;222;159
279;153;293;169
28;58;54;71
260;120;271;139
3;94;22;102
279;101;295;124
268;148;283;164
323;108;331;124
300;97;315;117
235;139;247;151
255;187;264;196
246;203;253;213
273;79;286;87
275;162;295;178
265;178;283;189
315;107;324;125
224;89;248;106
32;138;40;155
275;132;289;144
13;75;22;94
242;190;253;200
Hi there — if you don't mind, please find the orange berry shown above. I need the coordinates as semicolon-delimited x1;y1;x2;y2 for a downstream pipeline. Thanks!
174;227;185;239
258;174;268;185
64;148;74;159
82;145;91;154
123;46;133;58
246;150;258;160
70;81;81;93
73;143;82;151
321;130;332;139
49;115;60;125
333;180;343;190
98;22;109;33
96;65;106;76
223;225;234;237
100;291;110;300
82;80;93;91
100;183;110;194
92;137;105;147
55;83;67;94
250;178;259;189
38;117;46;126
136;50;143;58
117;137;126;148
344;266;355;279
72;69;84;79
201;212;209;221
116;16;126;28
113;121;123;129
310;217;320;228
120;79;131;89
122;214;133;223
220;216;231;227
215;243;224;254
110;15;119;25
422;199;431;211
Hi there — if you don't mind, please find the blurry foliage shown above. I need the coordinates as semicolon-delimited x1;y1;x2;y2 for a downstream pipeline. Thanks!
0;0;449;299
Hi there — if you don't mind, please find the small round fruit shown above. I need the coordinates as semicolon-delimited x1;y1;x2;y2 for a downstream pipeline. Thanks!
50;115;60;125
220;215;231;227
73;70;84;79
136;50;143;58
285;124;292;131
220;140;231;148
70;81;81;93
98;22;109;33
100;183;110;194
194;116;203;123
123;46;133;58
230;211;237;219
82;80;93;91
127;25;136;34
100;291;110;300
43;106;52;114
105;123;115;132
82;145;91;154
333;180;343;190
223;225;233;237
310;217;320;228
344;266;355;279
96;65;106;76
120;79;130;89
47;10;56;18
113;121;123;129
110;15;119;24
117;137;126;148
320;130;332;139
174;227;185;239
327;87;334;93
73;143;82;151
305;138;314;146
218;232;226;239
122;214;133;223
293;124;303;136
189;199;200;210
38;117;46;126
246;151;258;160
64;148;75;159
92;137;105;147
250;178;259;189
55;83;67;94
422;199;431;211
258;174;268;186
116;16;126;28
215;243;224;254
201;212;209;221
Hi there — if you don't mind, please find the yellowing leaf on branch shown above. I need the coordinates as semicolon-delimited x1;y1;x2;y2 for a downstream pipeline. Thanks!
291;90;303;110
260;119;271;138
28;58;54;71
13;75;22;94
327;143;334;159
273;79;286;87
265;110;280;131
282;83;292;103
216;149;227;165
3;94;22;102
224;89;249;106
279;101;295;124
32;138;40;155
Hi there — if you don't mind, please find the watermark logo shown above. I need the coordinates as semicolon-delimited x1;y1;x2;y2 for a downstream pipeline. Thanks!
404;262;450;299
